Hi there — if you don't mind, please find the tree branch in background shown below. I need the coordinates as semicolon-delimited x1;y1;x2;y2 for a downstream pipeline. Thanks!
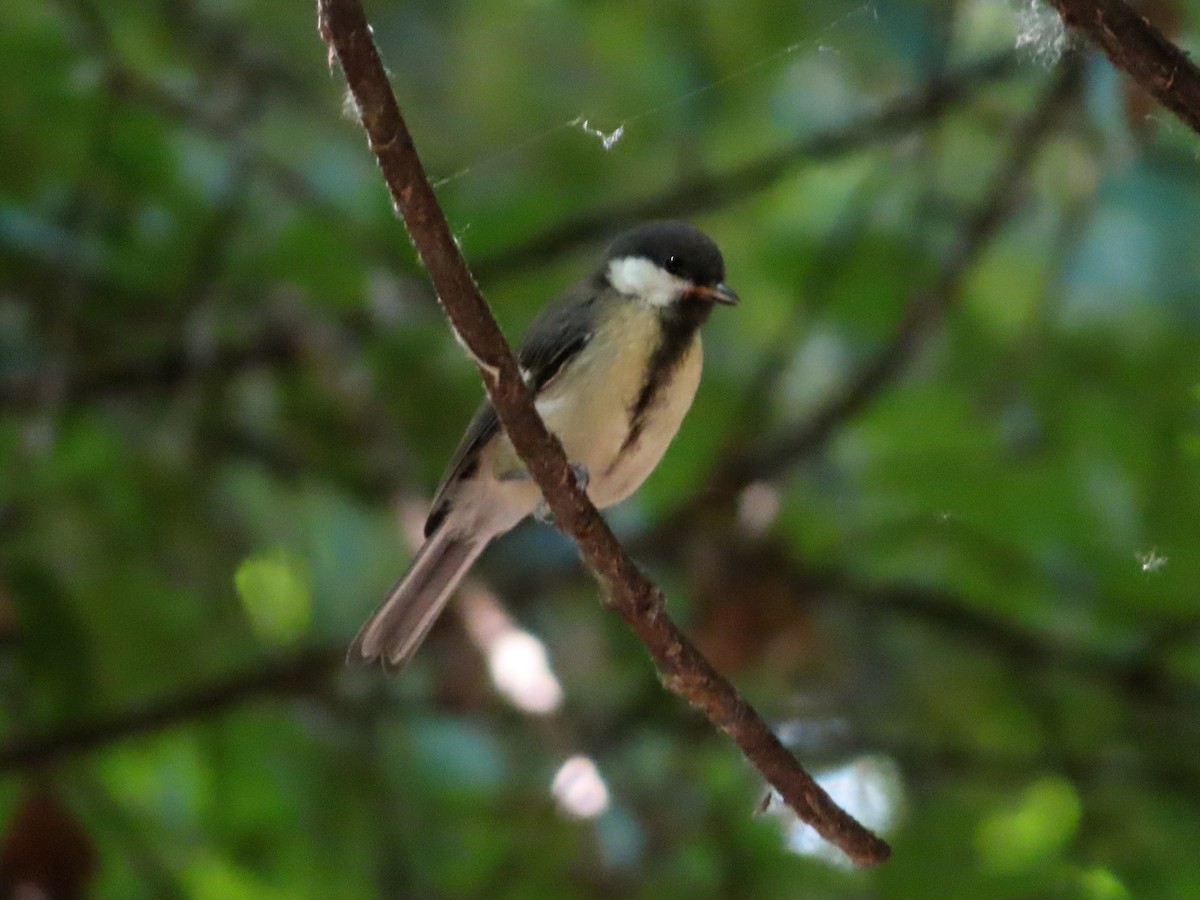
1;54;1016;414
0;648;341;771
681;61;1082;517
794;562;1200;702
473;52;1017;282
0;325;307;413
317;0;890;867
1046;0;1200;135
744;62;1080;480
1;549;1192;776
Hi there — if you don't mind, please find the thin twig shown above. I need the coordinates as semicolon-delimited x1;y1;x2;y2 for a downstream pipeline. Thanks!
1046;0;1200;135
317;0;890;866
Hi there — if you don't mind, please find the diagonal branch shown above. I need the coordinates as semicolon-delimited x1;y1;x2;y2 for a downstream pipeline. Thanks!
747;65;1079;480
317;0;890;867
1045;0;1200;135
684;61;1082;514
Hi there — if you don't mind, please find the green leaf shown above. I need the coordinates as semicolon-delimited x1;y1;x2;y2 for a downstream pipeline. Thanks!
976;776;1082;874
234;549;312;645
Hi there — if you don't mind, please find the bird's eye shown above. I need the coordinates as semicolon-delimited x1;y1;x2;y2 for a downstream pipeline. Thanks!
665;255;684;276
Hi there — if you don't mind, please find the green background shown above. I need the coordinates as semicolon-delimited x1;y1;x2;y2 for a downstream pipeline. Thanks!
3;0;1200;896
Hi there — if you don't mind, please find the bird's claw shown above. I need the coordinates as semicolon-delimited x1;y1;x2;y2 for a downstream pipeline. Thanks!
570;462;590;492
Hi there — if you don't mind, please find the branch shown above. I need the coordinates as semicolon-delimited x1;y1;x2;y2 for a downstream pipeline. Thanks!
472;52;1018;283
0;647;341;771
3;559;1190;776
690;62;1082;510
0;326;305;412
3;57;1017;415
317;0;890;867
797;564;1199;702
1046;0;1200;135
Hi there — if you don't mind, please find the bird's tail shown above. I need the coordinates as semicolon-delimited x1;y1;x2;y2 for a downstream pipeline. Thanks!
348;526;488;671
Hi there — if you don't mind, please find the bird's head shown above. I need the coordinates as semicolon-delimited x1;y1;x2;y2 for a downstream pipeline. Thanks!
603;221;739;310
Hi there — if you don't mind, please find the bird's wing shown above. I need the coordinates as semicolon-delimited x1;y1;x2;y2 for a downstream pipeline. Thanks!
514;279;600;392
423;280;605;536
423;402;499;536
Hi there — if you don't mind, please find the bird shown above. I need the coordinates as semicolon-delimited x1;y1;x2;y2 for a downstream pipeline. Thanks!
350;220;738;671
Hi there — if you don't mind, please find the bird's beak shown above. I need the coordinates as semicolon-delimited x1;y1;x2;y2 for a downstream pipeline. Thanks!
693;282;739;305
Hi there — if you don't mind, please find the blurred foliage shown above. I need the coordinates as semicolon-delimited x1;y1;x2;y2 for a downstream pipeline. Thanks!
2;0;1200;896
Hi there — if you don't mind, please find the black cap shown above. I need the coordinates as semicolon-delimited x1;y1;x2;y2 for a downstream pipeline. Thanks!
605;220;726;288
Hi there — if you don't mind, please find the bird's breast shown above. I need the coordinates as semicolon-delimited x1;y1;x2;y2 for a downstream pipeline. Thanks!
536;302;703;508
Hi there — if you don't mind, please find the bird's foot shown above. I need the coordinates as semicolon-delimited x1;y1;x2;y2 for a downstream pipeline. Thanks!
570;462;590;491
534;462;590;524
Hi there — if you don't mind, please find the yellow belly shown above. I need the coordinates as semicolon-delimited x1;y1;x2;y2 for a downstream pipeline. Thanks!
484;302;703;510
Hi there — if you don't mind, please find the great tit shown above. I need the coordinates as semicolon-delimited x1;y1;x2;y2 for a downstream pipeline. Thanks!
350;220;738;670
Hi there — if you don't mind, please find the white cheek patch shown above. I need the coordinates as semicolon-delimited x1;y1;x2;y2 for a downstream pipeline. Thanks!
606;256;689;308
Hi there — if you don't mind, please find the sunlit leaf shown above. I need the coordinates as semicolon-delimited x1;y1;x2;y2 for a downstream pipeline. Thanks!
234;549;312;645
976;777;1082;874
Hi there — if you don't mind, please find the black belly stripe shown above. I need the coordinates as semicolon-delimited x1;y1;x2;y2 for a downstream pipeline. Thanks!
611;295;712;469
